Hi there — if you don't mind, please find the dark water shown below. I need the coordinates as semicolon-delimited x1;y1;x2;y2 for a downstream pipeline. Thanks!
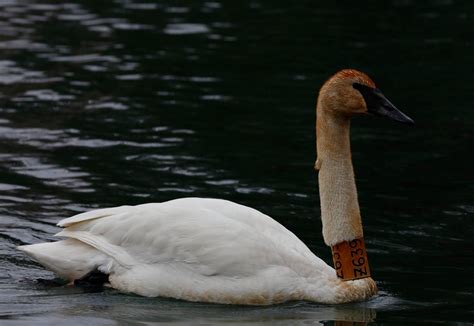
0;0;473;324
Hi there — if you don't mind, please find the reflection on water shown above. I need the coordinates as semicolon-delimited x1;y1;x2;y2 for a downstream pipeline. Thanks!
0;0;473;324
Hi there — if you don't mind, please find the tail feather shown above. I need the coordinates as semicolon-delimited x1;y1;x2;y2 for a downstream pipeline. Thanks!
18;239;109;281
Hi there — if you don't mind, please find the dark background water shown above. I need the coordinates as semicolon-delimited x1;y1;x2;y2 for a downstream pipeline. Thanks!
0;0;473;324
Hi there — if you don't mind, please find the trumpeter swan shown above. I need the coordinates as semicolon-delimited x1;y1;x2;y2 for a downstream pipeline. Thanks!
18;69;413;305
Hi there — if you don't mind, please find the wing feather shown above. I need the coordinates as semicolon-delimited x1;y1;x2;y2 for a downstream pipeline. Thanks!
57;205;132;227
55;198;331;280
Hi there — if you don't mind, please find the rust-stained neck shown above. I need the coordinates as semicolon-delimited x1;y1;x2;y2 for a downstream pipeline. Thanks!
314;68;379;294
316;94;363;247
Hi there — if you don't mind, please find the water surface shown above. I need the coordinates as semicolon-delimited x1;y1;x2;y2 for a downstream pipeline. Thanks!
0;0;473;324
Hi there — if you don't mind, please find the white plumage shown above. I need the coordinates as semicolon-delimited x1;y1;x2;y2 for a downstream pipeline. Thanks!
18;198;375;304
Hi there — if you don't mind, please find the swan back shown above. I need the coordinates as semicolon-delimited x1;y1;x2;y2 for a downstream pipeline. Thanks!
36;198;354;304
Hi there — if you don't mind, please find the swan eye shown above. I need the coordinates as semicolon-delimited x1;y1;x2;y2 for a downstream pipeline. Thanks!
352;83;377;96
352;83;380;109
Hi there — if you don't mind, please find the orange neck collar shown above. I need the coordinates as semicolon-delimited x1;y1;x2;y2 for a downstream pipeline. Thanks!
331;237;371;281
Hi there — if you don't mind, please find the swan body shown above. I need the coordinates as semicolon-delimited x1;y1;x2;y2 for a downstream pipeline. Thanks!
18;69;413;305
19;198;375;304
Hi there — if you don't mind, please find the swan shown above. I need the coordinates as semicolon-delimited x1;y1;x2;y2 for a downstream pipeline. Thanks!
18;69;414;305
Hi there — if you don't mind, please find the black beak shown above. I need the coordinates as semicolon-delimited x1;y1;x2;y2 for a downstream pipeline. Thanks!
353;83;414;125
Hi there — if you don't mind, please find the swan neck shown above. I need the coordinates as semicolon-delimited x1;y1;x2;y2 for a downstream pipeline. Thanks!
316;107;364;247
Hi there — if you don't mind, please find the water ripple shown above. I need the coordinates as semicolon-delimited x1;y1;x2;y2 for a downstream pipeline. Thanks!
0;61;59;85
51;54;120;63
1;155;93;192
0;125;173;149
0;0;471;324
164;23;210;35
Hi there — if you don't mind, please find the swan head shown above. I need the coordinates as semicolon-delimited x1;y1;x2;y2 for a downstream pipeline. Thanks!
318;69;414;125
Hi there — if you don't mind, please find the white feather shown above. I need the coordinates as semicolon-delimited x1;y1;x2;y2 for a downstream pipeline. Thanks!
18;197;376;304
